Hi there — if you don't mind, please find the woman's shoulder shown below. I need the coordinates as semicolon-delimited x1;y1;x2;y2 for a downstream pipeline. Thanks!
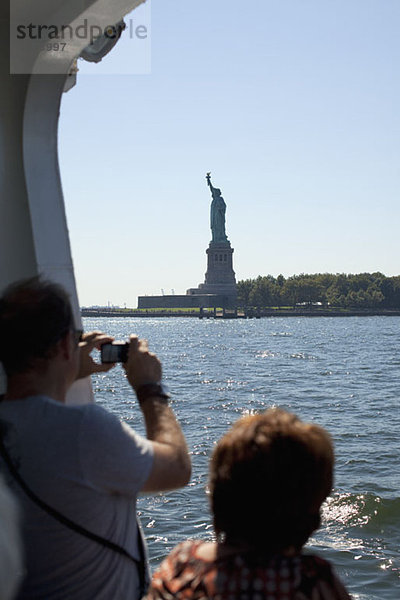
149;540;212;600
298;553;352;599
300;552;341;578
156;539;211;573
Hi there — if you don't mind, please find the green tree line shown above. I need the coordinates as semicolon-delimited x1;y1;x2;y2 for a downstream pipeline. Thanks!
237;273;400;309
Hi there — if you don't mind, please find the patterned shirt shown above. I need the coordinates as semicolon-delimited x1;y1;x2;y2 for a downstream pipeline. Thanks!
148;540;352;600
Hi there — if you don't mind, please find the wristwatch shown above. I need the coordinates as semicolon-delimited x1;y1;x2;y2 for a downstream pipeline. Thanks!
136;383;171;404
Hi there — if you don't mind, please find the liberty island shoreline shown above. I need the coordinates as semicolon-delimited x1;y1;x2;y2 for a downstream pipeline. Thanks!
81;307;400;318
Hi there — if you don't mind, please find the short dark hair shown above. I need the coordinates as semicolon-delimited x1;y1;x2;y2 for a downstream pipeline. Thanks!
0;277;73;376
209;408;334;553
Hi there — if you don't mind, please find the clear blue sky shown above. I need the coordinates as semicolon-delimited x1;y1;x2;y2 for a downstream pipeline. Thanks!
59;0;400;307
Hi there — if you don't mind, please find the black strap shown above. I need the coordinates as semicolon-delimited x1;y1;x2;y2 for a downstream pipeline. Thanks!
0;437;147;596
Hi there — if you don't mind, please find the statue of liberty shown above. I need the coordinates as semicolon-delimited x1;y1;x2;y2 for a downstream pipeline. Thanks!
206;172;228;244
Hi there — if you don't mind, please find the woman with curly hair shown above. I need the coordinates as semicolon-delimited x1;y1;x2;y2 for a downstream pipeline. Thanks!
148;408;351;600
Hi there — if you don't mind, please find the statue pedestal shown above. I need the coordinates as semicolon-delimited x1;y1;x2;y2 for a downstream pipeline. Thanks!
204;241;236;287
187;241;237;306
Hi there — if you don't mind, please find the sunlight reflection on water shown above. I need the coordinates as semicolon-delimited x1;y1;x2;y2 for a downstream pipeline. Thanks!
86;316;400;600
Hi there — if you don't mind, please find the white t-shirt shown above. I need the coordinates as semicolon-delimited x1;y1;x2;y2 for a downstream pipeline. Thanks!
0;474;22;600
0;395;154;600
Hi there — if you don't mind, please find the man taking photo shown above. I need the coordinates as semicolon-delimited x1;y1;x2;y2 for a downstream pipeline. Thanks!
0;277;191;599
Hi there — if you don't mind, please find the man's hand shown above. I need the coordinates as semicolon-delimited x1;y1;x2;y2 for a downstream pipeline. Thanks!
123;335;162;391
76;331;116;380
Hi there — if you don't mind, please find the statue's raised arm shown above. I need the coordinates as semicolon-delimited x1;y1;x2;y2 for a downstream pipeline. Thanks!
206;172;214;194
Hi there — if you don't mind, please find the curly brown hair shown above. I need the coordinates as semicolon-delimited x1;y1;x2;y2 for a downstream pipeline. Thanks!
209;408;334;553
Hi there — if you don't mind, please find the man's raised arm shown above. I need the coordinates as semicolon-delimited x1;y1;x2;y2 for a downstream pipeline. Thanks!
124;335;191;493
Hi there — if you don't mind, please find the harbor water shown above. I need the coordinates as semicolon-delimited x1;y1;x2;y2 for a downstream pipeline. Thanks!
84;316;400;600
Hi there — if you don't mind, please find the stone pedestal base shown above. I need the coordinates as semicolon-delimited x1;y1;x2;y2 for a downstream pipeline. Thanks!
186;241;237;305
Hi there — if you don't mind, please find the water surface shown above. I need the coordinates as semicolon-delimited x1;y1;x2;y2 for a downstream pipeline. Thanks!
84;316;400;600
